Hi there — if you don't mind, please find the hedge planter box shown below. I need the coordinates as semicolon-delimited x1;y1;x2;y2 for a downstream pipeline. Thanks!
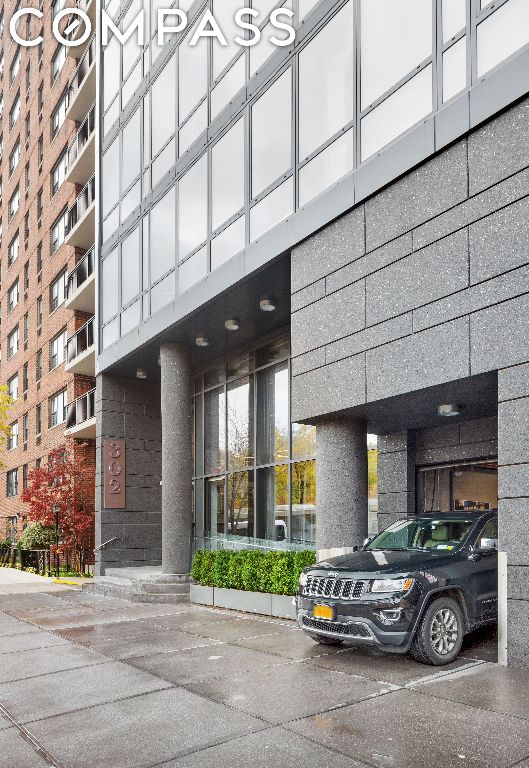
190;583;297;621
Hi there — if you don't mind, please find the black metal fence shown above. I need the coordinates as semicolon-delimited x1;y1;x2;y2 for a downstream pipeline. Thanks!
0;548;93;576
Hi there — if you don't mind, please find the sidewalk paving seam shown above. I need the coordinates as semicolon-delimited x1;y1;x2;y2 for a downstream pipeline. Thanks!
0;700;65;768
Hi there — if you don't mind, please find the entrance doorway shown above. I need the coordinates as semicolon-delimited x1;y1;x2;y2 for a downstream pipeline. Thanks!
417;460;498;514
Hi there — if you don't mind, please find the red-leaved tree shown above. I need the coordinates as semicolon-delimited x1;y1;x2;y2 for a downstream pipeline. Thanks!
22;439;95;567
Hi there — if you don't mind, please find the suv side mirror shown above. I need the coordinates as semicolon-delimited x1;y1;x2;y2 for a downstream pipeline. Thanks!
479;537;498;552
362;535;376;548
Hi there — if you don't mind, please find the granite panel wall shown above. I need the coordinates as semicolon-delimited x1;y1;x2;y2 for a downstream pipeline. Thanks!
95;373;162;575
498;364;529;667
291;98;529;424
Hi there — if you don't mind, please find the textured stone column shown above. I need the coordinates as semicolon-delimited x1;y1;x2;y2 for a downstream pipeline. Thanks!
160;343;193;575
316;417;368;559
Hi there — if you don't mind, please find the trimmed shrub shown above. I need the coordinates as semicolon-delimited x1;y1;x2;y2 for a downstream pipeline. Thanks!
191;548;316;596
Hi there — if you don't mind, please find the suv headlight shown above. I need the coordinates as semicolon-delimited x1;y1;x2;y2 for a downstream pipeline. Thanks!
371;577;413;593
299;571;309;587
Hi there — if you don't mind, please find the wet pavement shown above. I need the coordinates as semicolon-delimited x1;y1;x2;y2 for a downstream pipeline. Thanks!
0;590;527;768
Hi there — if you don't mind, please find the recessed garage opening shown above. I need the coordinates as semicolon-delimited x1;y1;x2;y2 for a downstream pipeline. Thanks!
417;460;498;514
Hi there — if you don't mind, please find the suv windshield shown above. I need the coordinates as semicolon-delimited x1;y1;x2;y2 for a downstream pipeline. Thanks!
366;517;476;551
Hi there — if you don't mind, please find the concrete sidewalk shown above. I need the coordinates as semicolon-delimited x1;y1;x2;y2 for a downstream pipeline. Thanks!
0;567;84;595
0;590;526;768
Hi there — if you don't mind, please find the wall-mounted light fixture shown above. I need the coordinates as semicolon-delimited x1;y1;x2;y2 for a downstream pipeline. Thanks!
438;404;461;417
224;318;240;331
136;368;147;380
195;335;210;347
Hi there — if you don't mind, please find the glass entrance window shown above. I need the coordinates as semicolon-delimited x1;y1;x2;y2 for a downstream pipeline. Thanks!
418;461;498;514
193;336;317;550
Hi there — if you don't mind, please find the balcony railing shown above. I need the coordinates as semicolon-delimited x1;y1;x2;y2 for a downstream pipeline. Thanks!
67;247;95;299
67;103;95;169
67;317;94;364
66;175;95;234
66;388;95;430
67;34;96;105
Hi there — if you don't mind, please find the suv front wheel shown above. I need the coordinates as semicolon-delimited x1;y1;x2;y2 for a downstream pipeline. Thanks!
410;596;464;665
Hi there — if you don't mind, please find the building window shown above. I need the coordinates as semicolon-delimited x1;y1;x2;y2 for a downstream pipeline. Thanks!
8;373;18;400
8;279;19;313
50;389;67;427
22;463;29;490
8;233;19;266
38;135;44;165
22;362;29;392
38;82;44;114
9;140;20;176
8;422;18;451
50;270;67;312
37;242;43;275
51;90;67;137
37;188;43;221
7;327;19;359
9;92;20;130
193;337;317;549
36;297;43;327
51;45;66;81
36;403;42;434
51;151;67;195
23;312;29;342
25;64;30;95
49;328;67;370
51;208;67;253
6;469;18;497
9;49;20;84
24;212;30;241
8;186;20;220
25;113;30;142
24;162;30;192
24;261;29;290
23;413;29;444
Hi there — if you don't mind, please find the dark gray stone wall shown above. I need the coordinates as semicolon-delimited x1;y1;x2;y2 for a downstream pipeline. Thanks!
498;364;529;667
291;98;529;423
95;373;162;575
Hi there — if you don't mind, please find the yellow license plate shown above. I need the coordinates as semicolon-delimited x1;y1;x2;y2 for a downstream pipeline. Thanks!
313;604;333;620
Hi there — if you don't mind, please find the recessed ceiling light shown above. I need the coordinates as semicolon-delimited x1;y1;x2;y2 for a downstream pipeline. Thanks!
260;297;276;312
136;368;147;380
224;318;240;331
438;404;461;417
195;335;210;347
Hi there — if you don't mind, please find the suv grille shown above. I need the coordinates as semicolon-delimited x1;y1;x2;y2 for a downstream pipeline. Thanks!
301;616;371;637
302;576;366;600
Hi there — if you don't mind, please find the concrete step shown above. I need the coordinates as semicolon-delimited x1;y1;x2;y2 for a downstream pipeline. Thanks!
132;582;190;595
82;580;190;605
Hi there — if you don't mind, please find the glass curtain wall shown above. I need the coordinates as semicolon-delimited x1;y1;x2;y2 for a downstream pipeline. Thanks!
193;336;317;551
100;0;529;346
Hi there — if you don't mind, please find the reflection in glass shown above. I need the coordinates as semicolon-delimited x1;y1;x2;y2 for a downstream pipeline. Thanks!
206;477;225;534
443;37;467;103
250;179;293;241
228;471;254;537
194;395;203;476
122;108;141;192
151;54;176;157
251;69;292;198
227;377;254;470
212;119;244;231
102;249;118;323
205;387;226;475
299;2;354;161
291;460;316;546
178;155;207;260
442;0;466;43
150;188;176;283
121;227;140;307
256;465;289;541
211;54;245;121
210;216;245;271
476;0;529;78
256;362;289;465
291;423;316;460
299;130;354;207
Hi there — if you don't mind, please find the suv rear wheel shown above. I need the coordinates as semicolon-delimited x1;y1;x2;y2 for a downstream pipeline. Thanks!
410;596;464;665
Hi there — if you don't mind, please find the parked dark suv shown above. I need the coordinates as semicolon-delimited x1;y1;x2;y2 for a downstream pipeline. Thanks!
297;511;498;665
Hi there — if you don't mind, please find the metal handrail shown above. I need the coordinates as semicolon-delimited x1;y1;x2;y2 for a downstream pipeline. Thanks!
66;175;95;234
66;316;95;363
94;537;118;553
66;387;95;429
67;34;96;104
66;247;95;298
67;103;95;168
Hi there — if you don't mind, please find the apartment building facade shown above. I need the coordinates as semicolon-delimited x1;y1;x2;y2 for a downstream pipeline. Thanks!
96;0;529;665
0;0;96;542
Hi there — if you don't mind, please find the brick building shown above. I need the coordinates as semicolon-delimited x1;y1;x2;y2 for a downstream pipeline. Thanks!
0;0;96;543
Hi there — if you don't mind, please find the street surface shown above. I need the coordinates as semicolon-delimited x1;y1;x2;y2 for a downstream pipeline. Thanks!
0;587;527;768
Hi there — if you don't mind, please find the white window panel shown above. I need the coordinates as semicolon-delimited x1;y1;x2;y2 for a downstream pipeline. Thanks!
360;0;432;109
179;247;208;292
121;227;141;306
252;69;292;197
250;178;293;241
151;54;176;157
211;216;245;271
179;101;207;156
299;2;354;161
299;0;321;21
250;0;293;76
103;318;119;348
179;23;208;122
178;154;208;260
211;55;245;121
212;0;244;79
442;0;466;43
121;300;141;335
361;65;433;161
443;37;467;103
151;271;175;313
477;0;529;78
299;129;354;207
102;249;119;323
212;120;245;231
103;35;120;112
102;138;119;217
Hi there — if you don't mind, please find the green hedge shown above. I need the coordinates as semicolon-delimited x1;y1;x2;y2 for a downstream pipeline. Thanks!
191;549;316;596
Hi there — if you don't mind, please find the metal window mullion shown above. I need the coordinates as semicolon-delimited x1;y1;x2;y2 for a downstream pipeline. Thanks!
354;0;361;173
244;104;250;249
470;0;480;84
434;0;442;113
